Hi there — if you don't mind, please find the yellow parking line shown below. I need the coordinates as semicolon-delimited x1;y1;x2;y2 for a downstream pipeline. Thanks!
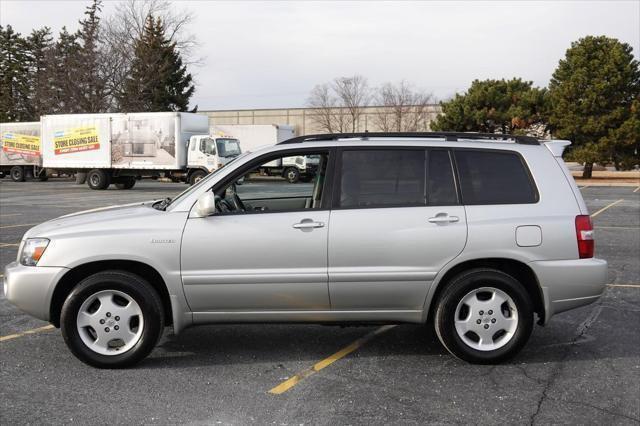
0;243;20;248
607;284;640;288
0;325;55;342
591;199;624;218
0;223;37;229
268;325;396;395
633;186;639;193
0;213;23;217
579;185;589;189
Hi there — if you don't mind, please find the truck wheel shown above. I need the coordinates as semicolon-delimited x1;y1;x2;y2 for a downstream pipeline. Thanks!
434;268;533;364
189;170;207;185
115;177;136;190
0;171;5;178
10;166;25;182
87;169;111;190
284;167;300;183
75;172;87;185
60;270;165;368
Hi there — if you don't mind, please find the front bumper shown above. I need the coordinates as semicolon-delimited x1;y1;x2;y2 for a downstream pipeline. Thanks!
530;258;608;324
3;261;69;321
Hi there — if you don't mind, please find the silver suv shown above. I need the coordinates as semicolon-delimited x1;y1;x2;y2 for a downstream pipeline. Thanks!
4;132;608;368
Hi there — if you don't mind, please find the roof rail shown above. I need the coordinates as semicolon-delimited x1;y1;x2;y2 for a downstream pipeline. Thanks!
278;131;540;145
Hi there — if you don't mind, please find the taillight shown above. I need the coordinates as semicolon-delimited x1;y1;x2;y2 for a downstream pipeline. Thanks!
575;215;594;258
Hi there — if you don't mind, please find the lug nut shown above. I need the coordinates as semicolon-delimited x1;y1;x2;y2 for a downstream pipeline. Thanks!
491;318;496;323
105;327;110;332
106;312;111;317
114;325;119;330
479;310;484;315
115;316;120;321
488;310;493;315
99;319;105;324
476;319;481;324
484;324;489;329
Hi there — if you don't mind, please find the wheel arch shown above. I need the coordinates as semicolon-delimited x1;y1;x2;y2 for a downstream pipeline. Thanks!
425;258;545;325
50;260;173;328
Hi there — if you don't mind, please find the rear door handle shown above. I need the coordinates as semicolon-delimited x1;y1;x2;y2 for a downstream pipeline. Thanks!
293;219;325;229
428;213;460;224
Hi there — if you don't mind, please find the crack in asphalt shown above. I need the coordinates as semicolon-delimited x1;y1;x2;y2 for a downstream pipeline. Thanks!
529;303;604;425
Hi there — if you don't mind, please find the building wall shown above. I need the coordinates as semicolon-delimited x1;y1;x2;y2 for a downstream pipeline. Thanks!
200;105;443;136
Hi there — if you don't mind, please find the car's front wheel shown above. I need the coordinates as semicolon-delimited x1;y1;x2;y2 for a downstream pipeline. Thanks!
60;270;164;368
434;268;533;364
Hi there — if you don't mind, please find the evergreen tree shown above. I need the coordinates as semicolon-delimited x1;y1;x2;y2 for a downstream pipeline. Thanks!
75;0;109;112
119;16;195;112
24;27;54;119
431;78;548;135
548;36;640;177
50;27;81;113
0;25;31;121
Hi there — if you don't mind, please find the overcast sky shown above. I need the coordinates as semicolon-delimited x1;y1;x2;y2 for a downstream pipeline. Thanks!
2;0;639;110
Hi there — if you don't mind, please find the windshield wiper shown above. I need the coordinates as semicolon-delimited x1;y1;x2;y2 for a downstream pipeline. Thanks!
154;197;172;211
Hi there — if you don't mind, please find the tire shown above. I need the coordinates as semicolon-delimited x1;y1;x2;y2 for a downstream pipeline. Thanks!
434;268;533;364
0;172;5;178
75;172;87;185
115;177;136;190
87;169;111;190
189;170;207;186
10;166;25;182
60;270;165;368
284;167;300;183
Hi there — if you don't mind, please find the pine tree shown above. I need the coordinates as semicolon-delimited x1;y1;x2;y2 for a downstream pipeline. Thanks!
50;27;81;113
0;25;31;121
24;27;54;119
119;16;195;112
75;0;109;112
548;36;640;177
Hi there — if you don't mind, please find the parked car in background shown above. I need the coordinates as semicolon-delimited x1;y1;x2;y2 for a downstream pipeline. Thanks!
3;132;607;368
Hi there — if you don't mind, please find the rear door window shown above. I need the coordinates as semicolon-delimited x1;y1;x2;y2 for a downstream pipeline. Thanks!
454;150;538;204
337;149;426;208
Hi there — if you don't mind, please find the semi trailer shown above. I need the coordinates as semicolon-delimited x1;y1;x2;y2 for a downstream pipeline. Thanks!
214;124;318;183
41;112;239;189
0;121;47;182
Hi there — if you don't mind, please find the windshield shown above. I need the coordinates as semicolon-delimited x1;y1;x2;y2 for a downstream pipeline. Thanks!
216;138;241;157
164;151;251;210
200;137;217;156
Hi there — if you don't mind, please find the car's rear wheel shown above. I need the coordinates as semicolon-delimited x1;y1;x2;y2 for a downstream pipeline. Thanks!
60;270;164;368
434;268;533;364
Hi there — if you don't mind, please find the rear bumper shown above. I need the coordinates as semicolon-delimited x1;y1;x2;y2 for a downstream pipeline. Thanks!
3;261;68;322
530;258;608;324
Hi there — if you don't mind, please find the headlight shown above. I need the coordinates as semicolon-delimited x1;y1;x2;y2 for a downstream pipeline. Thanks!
19;238;49;266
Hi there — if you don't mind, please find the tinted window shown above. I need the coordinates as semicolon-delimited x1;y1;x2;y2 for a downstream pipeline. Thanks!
339;150;426;208
454;150;537;204
428;150;458;205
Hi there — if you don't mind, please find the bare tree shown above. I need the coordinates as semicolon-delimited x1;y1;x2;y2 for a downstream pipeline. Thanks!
307;75;371;133
374;80;434;132
103;0;199;110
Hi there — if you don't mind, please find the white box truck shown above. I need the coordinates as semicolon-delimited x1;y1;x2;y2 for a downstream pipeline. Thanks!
41;112;240;189
214;124;317;183
0;121;48;182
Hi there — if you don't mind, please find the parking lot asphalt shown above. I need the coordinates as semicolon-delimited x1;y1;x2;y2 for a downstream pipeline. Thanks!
0;179;639;425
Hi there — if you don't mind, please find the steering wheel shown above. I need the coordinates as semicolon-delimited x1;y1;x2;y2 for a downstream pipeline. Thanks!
227;184;246;212
215;196;233;213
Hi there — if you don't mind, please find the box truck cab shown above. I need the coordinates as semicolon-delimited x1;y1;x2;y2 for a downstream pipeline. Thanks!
186;134;241;184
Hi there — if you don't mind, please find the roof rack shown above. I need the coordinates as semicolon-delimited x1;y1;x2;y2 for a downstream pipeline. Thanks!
278;131;540;146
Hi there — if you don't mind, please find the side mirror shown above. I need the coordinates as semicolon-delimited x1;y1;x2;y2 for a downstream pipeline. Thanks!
194;191;217;217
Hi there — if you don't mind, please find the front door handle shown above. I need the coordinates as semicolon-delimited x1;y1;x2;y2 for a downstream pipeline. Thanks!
428;213;460;224
293;219;325;230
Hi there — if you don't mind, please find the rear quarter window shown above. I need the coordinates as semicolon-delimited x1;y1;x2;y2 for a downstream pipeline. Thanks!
454;149;538;205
